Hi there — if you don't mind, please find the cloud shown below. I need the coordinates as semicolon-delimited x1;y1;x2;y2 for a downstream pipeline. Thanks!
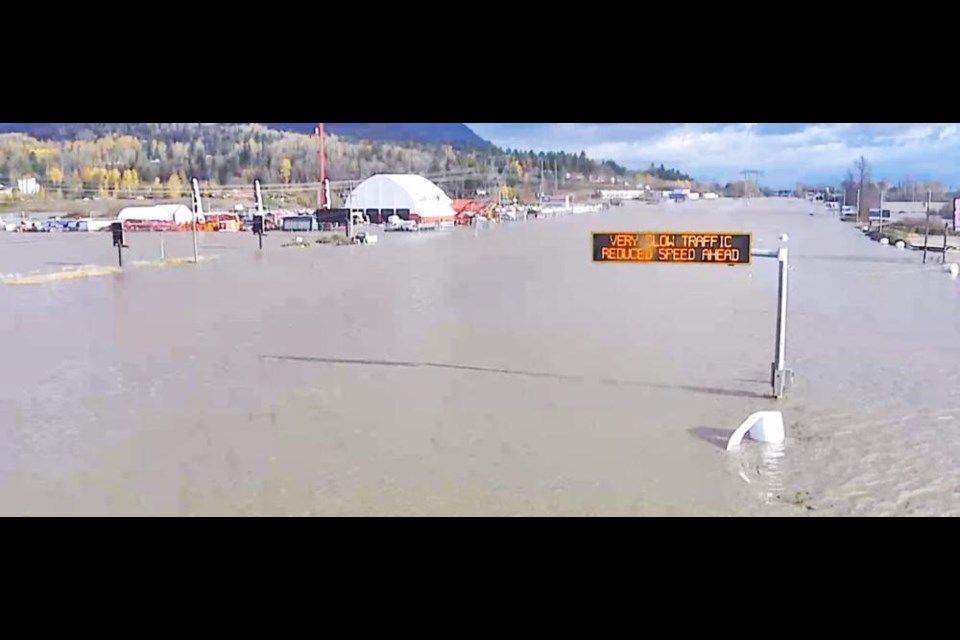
466;123;960;188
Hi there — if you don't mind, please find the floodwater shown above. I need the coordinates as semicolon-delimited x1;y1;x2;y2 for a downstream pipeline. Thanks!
2;199;959;516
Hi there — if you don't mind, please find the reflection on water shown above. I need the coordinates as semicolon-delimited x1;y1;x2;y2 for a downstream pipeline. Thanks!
2;200;960;516
759;443;786;504
725;441;785;505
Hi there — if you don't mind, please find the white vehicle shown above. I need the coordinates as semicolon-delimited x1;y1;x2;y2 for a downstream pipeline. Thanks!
384;215;418;232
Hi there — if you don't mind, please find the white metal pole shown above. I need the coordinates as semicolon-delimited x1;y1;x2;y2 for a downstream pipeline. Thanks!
773;247;789;399
191;178;200;263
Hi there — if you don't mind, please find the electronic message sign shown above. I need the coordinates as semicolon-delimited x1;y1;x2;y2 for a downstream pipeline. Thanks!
592;231;752;265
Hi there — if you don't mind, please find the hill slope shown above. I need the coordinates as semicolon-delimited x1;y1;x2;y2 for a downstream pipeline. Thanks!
263;123;490;147
0;123;490;147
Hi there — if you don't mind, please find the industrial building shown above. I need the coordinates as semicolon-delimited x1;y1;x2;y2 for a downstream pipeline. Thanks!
344;174;456;225
598;189;645;200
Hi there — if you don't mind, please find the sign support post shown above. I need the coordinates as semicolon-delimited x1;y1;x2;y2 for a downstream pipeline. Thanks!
749;246;793;399
593;231;793;399
771;247;791;399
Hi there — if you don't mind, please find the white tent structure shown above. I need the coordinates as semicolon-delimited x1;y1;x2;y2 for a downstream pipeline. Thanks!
117;204;198;224
345;174;456;224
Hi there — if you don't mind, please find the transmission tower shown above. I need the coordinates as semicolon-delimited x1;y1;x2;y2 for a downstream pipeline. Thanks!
740;169;763;200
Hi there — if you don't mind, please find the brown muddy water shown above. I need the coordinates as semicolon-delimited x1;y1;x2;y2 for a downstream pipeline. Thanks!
2;199;959;516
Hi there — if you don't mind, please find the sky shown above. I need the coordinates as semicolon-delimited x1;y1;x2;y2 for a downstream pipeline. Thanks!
465;123;960;189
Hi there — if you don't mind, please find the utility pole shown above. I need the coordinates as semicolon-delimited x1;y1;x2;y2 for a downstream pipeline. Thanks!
878;189;885;235
317;122;326;209
554;159;559;195
539;157;544;200
923;189;932;264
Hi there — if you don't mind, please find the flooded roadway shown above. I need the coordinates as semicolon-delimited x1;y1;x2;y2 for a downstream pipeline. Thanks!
2;198;959;516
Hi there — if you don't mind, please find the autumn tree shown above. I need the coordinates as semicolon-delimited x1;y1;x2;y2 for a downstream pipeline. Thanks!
109;168;122;197
47;164;64;196
280;157;292;184
167;173;183;199
80;165;96;189
97;168;109;199
121;168;140;196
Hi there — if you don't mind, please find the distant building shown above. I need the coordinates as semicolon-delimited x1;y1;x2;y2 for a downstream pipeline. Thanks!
541;195;572;209
599;189;645;200
345;174;456;225
16;177;40;195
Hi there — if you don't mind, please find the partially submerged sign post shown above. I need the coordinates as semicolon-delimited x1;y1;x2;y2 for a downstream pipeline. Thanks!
593;231;793;399
111;222;126;267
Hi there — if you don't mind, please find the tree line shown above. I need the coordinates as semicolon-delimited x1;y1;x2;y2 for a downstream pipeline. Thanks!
836;156;956;222
0;123;692;201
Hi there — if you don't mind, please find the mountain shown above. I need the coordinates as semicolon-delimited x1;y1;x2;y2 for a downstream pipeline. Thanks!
263;123;491;147
0;123;491;148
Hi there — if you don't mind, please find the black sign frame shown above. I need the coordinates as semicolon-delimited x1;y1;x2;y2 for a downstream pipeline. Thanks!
592;231;753;265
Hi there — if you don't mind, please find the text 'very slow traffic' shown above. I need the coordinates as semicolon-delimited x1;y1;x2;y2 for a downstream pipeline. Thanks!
592;232;752;265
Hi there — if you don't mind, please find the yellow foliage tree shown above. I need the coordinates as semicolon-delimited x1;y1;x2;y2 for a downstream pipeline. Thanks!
167;173;183;199
108;168;121;196
47;165;64;187
80;165;96;185
280;158;292;184
120;168;140;196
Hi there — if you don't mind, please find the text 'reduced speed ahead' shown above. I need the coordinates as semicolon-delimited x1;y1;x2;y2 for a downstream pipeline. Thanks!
592;232;752;265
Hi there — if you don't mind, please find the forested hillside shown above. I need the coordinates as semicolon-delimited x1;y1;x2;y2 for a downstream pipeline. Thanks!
0;123;692;204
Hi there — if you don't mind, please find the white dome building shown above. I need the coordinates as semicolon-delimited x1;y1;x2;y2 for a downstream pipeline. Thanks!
345;174;456;224
117;204;198;224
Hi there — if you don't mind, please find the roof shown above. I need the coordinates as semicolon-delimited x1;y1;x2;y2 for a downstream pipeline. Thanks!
346;174;456;219
117;204;196;222
451;199;487;213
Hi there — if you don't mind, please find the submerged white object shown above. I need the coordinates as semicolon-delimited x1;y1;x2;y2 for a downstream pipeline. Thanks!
726;411;786;450
779;233;789;243
947;263;959;277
